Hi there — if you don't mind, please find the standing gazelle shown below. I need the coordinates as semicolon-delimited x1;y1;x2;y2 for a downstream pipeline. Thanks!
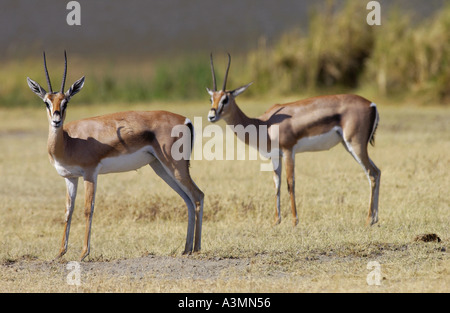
207;54;380;226
27;52;204;261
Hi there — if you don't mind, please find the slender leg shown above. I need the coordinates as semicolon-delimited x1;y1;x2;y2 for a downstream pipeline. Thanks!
366;159;381;225
149;159;204;254
283;150;298;226
172;170;204;253
80;177;97;261
193;197;204;252
342;140;381;225
272;156;282;225
56;177;78;259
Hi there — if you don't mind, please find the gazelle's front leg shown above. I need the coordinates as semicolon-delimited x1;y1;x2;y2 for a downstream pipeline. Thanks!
283;150;299;226
80;177;97;261
57;177;79;259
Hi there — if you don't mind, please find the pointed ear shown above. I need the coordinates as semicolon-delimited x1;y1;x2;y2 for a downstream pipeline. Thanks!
206;87;214;96
27;77;47;100
65;76;85;99
231;82;253;98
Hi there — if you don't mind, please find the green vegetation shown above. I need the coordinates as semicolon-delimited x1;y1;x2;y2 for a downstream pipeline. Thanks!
0;0;448;107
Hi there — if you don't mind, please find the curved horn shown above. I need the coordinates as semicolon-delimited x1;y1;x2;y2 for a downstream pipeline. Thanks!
61;50;67;93
222;53;231;91
43;51;53;93
210;53;217;91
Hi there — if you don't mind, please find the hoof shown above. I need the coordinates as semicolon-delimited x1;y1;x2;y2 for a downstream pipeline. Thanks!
273;217;281;226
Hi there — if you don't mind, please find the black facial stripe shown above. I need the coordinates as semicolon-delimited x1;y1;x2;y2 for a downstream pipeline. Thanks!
44;99;51;110
217;95;228;115
218;103;224;115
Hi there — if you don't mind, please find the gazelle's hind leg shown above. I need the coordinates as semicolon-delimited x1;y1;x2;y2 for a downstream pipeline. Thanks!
272;156;282;225
149;158;204;254
341;139;381;225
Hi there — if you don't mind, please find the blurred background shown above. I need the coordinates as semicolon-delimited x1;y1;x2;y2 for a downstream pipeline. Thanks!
0;0;448;106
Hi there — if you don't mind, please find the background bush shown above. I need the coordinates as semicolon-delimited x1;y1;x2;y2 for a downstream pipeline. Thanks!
245;0;449;104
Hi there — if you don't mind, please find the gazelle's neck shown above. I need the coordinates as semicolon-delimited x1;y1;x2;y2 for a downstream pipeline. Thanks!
47;125;65;159
223;101;270;149
223;101;261;129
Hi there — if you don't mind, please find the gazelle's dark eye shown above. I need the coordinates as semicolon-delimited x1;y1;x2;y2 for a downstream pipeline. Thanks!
222;96;228;104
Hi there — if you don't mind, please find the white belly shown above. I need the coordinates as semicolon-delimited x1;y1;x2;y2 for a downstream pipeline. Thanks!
99;146;156;174
52;146;156;178
293;126;342;153
53;160;84;178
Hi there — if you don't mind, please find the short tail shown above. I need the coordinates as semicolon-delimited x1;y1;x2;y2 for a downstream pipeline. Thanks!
185;118;195;167
369;103;379;146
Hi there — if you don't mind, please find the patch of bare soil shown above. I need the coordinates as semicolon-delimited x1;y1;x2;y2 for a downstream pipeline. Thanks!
2;255;251;281
83;255;251;280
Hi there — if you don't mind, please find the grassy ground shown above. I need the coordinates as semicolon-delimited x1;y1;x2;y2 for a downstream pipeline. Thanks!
0;99;448;292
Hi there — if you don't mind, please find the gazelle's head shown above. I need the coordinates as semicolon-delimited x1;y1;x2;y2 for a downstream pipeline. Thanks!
27;51;85;129
206;53;252;123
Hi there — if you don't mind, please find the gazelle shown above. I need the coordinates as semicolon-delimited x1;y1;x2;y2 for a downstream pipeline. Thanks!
207;54;380;226
27;51;204;261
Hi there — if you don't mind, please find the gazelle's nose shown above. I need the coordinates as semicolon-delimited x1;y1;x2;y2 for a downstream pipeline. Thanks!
52;112;62;127
53;111;61;120
208;109;217;122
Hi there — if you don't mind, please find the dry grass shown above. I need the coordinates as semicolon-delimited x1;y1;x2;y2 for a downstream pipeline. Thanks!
0;99;448;292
